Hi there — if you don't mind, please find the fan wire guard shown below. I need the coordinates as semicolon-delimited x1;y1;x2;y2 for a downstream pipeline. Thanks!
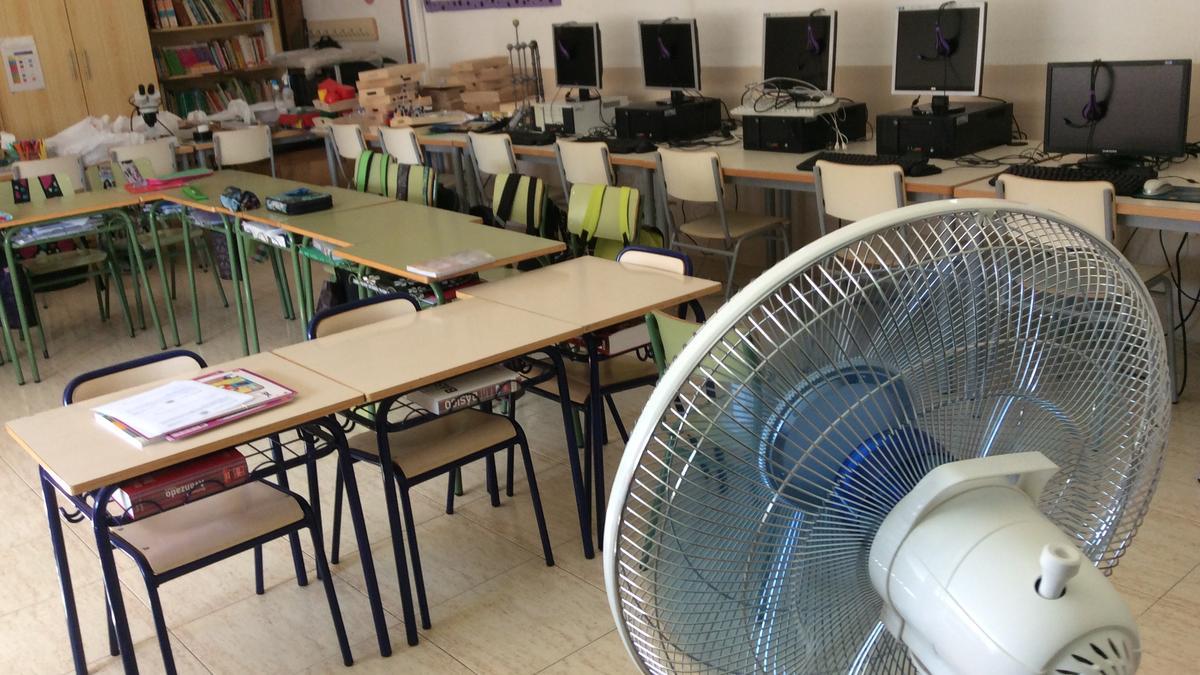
607;201;1171;674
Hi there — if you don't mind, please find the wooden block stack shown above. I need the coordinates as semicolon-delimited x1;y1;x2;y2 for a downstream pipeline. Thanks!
421;84;465;111
448;56;519;115
356;63;430;125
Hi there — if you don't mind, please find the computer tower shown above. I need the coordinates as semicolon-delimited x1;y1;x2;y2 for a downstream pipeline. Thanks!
615;98;722;142
741;103;869;153
533;98;627;135
876;101;1013;159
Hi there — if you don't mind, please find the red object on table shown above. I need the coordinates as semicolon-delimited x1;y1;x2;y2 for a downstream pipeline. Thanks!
278;112;321;129
317;78;356;103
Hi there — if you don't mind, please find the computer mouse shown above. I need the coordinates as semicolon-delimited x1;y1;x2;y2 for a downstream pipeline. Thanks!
1142;178;1173;196
908;163;943;178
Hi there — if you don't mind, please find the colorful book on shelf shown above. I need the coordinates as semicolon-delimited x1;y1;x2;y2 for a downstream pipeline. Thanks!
112;447;249;520
92;369;295;447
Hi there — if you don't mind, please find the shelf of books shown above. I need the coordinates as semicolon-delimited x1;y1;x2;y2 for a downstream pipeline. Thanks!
144;0;284;115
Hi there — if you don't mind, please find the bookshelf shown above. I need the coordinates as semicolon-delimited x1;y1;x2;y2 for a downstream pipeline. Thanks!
143;0;285;115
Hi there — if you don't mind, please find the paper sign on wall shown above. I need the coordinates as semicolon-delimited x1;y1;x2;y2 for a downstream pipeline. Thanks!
2;36;46;93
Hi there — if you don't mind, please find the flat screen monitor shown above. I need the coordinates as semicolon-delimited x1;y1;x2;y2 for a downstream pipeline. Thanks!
552;23;602;90
638;19;701;92
1044;59;1192;158
892;1;987;96
763;11;838;92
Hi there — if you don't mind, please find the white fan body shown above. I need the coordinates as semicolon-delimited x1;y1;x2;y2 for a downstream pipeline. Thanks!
870;452;1138;675
605;200;1170;675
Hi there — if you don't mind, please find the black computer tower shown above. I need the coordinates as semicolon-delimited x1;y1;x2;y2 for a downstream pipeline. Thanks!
741;103;869;153
876;101;1013;158
615;98;722;142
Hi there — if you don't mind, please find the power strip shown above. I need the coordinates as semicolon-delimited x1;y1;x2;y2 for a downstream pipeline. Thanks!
308;18;379;42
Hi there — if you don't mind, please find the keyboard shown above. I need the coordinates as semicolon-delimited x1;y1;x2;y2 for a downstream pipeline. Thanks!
508;129;557;146
996;164;1158;197
575;135;658;155
797;151;929;176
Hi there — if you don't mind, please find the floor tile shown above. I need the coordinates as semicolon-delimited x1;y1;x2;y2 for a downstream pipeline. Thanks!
300;624;473;674
539;630;638;675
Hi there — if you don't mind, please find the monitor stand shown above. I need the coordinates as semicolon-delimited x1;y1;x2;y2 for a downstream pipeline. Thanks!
657;90;690;107
913;94;966;116
1075;155;1143;171
575;88;594;102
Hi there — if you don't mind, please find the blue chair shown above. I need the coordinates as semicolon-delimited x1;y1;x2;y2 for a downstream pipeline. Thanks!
63;350;352;673
310;294;554;637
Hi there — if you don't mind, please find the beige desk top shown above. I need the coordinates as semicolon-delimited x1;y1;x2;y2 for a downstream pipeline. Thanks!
270;199;479;248
333;213;564;283
274;297;580;402
5;353;364;496
1;190;145;229
458;256;721;333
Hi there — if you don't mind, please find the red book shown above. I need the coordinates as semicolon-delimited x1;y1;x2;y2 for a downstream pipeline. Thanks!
112;447;249;520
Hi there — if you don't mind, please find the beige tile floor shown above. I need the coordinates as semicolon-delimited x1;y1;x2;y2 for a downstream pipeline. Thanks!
0;256;1197;674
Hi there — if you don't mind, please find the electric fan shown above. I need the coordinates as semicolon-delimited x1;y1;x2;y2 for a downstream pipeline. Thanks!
604;200;1171;675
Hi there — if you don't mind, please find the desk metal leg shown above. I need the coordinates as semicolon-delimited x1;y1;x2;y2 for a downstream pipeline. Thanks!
220;216;249;356
0;233;28;384
585;336;607;542
372;418;421;646
118;211;167;351
146;211;181;348
92;486;139;674
233;219;260;354
546;350;595;558
40;470;86;675
288;234;310;328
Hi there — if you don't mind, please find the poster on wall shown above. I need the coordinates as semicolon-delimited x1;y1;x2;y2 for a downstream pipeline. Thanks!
424;0;561;11
1;36;45;93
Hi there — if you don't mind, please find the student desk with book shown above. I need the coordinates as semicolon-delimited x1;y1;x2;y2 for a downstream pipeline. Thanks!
4;352;395;673
0;190;170;385
457;255;722;545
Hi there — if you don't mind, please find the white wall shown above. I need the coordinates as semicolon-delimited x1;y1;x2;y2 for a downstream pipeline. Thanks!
416;0;1200;68
300;0;410;62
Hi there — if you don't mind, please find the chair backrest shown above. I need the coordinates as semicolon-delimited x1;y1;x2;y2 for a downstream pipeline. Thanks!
491;173;546;235
63;350;207;405
996;174;1114;243
111;138;178;177
468;132;517;177
646;309;702;375
379;126;425;165
87;158;155;191
353;150;438;205
812;160;905;232
556;139;614;192
13;156;86;193
213;126;274;174
307;293;421;339
657;148;723;204
3;172;78;206
616;245;692;276
567;184;640;259
330;124;367;161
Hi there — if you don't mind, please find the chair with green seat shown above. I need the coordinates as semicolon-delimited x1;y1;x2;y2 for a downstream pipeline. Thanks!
565;183;640;259
491;173;548;235
3;165;134;360
646;309;702;375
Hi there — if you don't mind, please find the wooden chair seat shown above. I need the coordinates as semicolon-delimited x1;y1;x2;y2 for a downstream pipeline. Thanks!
111;482;304;575
346;409;517;479
22;249;107;276
533;352;658;405
679;211;784;240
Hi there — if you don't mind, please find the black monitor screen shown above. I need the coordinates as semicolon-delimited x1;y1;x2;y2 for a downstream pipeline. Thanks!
892;4;986;94
552;23;602;89
763;13;836;91
1044;59;1192;157
639;20;700;91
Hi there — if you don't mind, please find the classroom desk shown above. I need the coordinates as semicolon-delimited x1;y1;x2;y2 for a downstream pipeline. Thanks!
5;352;393;671
0;190;167;385
458;255;722;539
274;297;584;645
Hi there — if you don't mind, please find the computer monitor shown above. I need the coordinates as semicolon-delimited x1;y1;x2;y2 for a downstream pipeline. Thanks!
638;18;701;104
552;22;602;99
1044;59;1192;164
763;11;838;93
892;1;987;115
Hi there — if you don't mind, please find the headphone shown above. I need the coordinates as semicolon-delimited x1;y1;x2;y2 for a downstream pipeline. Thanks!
1064;60;1111;128
917;2;958;61
806;8;826;56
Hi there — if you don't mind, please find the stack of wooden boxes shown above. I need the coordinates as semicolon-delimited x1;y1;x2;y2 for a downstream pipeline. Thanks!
448;56;519;115
356;63;430;125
